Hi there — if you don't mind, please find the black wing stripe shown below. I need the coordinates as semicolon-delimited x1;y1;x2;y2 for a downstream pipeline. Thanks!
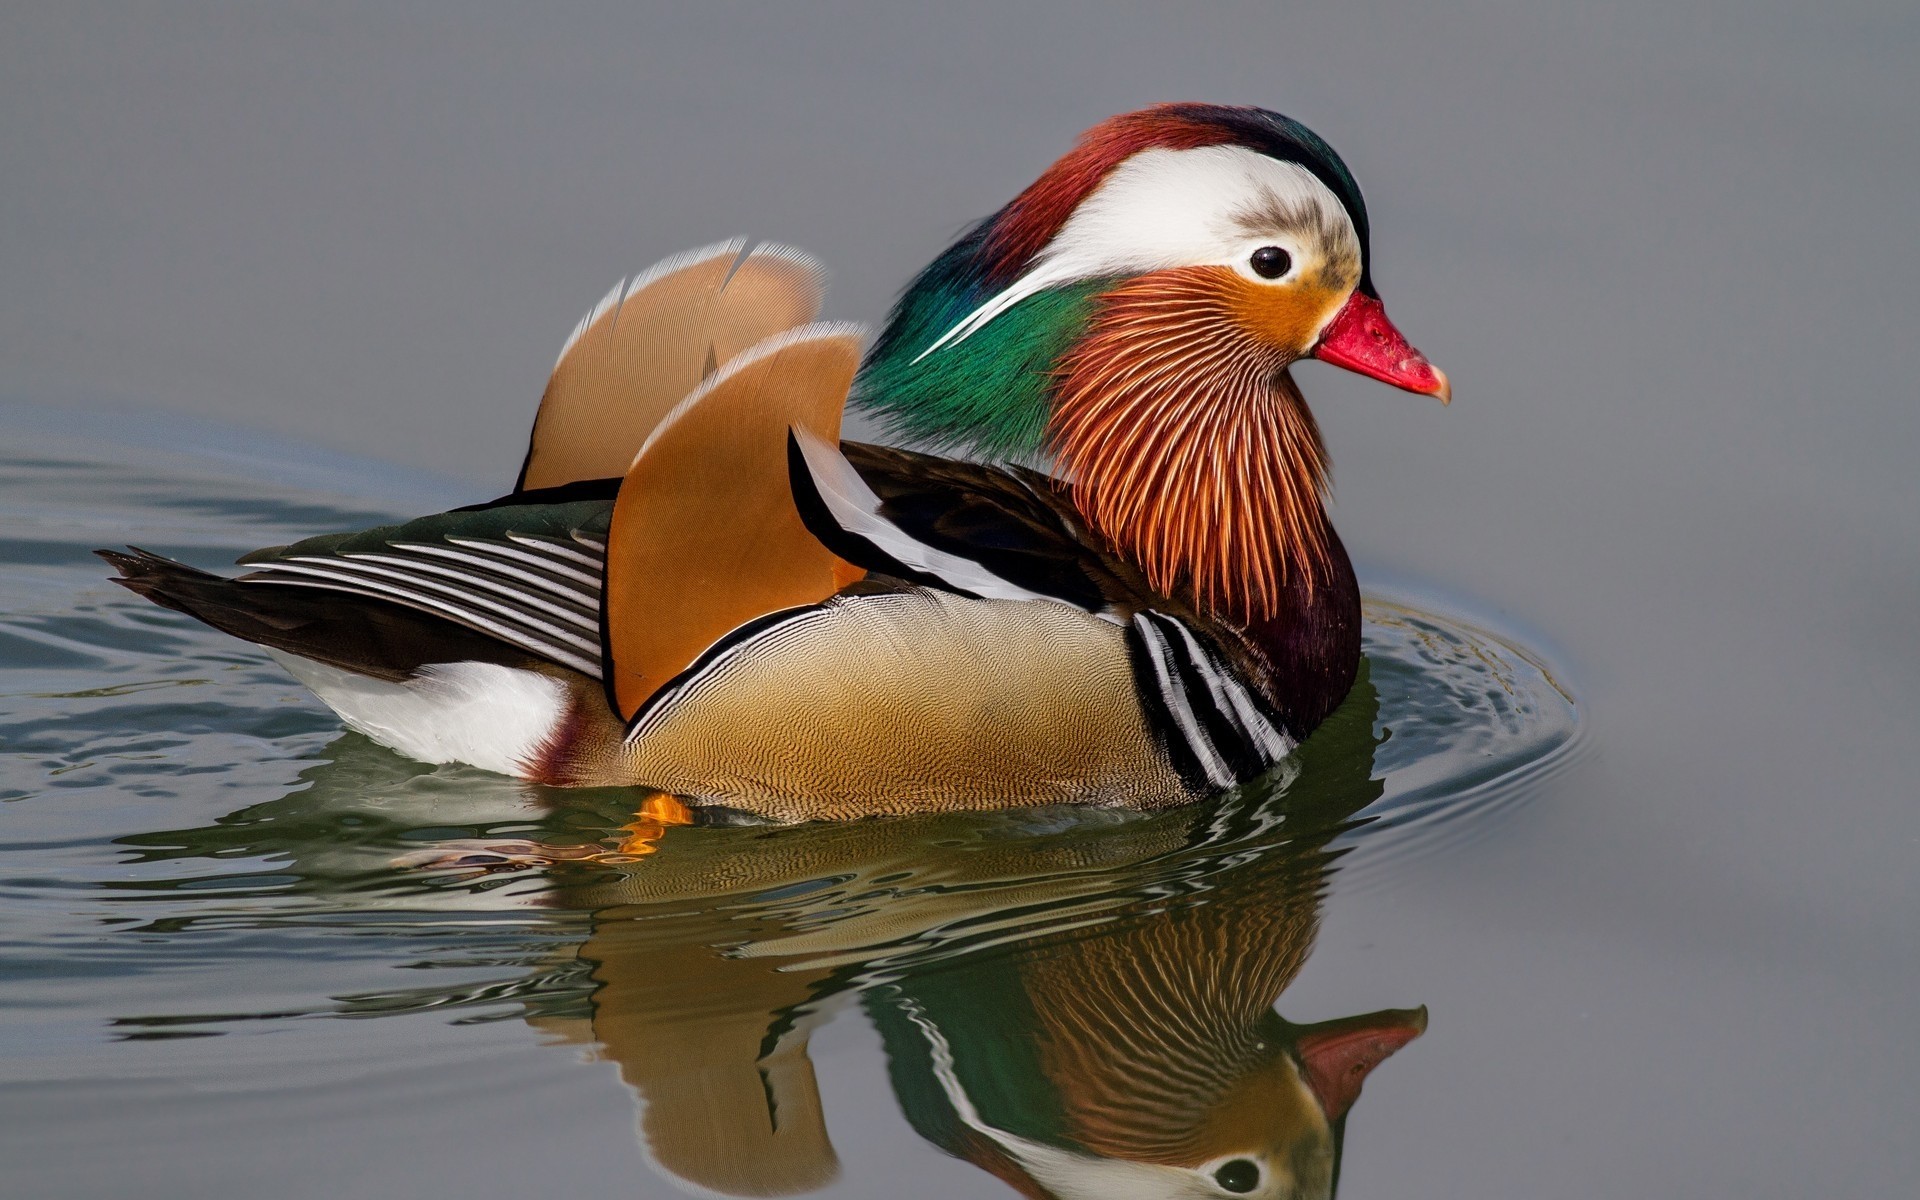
1129;612;1297;789
1160;617;1294;764
280;555;598;642
372;544;600;617
244;558;602;669
242;571;601;676
506;532;602;570
1150;613;1271;780
787;432;976;598
1129;613;1236;788
789;430;1053;605
445;535;602;586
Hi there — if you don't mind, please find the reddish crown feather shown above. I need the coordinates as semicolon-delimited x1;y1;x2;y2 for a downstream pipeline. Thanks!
983;106;1248;285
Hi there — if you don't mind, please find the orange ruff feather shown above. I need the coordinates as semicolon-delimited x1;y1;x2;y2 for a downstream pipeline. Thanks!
1050;268;1332;621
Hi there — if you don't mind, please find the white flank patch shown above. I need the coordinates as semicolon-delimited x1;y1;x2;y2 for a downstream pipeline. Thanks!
269;650;567;777
917;144;1358;360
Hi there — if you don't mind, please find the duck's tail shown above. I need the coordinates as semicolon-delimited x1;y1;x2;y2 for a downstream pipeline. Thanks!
97;547;522;680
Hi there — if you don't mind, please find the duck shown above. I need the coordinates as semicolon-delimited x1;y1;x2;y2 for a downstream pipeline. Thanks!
101;103;1449;822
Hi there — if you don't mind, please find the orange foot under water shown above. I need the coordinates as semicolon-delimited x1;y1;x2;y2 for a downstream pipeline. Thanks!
393;793;696;874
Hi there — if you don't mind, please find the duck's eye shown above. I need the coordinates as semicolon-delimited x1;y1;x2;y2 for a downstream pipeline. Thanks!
1249;246;1292;280
1213;1159;1261;1194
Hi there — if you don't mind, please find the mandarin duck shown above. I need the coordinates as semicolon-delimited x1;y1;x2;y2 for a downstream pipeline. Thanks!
102;103;1449;822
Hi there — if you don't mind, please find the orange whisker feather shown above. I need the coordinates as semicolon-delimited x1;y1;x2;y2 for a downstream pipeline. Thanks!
1050;268;1332;623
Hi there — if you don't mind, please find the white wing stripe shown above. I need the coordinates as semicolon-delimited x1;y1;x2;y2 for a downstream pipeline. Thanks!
1131;614;1235;787
1163;617;1293;763
245;574;601;676
280;555;597;640
791;428;1062;607
445;536;601;586
252;559;601;660
361;545;599;618
505;533;602;570
335;555;598;642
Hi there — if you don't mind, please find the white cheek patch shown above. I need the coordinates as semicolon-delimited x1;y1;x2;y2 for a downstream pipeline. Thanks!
917;145;1359;361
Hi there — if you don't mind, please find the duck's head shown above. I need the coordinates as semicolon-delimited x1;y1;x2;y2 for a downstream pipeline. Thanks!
855;104;1446;619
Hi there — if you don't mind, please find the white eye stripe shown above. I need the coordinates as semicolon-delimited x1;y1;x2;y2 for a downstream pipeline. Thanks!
1048;147;1348;272
916;145;1359;361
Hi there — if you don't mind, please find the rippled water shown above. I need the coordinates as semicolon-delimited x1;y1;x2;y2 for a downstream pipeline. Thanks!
0;408;1579;1198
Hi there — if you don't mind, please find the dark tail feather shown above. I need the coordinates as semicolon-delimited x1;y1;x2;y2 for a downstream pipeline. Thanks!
98;547;528;681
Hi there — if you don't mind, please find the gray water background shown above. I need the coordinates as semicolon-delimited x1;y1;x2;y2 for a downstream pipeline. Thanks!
3;2;1917;1195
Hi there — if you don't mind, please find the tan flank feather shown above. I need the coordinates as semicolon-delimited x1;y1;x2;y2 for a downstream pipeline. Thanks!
519;241;826;491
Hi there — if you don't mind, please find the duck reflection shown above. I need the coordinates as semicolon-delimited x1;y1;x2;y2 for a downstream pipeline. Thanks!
528;664;1419;1198
864;866;1422;1200
113;667;1420;1198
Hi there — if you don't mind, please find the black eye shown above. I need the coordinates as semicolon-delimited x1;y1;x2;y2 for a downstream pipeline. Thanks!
1214;1159;1261;1194
1249;246;1292;279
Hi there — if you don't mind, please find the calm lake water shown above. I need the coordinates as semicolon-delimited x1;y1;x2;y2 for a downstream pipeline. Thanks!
0;406;1590;1198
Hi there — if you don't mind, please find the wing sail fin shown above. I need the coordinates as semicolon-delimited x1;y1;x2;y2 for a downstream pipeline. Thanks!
603;323;867;719
517;241;827;491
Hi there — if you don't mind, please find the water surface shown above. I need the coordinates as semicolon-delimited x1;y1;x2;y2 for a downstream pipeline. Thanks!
0;411;1579;1198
